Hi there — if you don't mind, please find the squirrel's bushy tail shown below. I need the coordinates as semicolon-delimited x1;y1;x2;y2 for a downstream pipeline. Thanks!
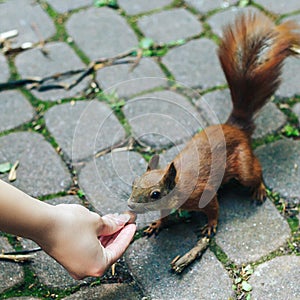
219;12;300;135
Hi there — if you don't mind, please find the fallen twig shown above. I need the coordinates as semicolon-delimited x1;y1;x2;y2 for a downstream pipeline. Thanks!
8;160;19;182
0;247;42;262
0;253;34;262
0;48;138;92
170;237;210;273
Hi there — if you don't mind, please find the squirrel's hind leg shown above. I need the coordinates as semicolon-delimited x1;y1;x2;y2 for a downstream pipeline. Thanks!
235;144;267;203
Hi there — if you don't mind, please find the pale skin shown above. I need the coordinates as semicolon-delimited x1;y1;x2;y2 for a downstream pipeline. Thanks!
0;179;136;280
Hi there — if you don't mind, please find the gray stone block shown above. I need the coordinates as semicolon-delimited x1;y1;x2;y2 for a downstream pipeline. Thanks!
162;39;226;89
7;296;41;300
62;283;142;299
20;196;89;288
66;7;138;60
292;102;300;120
207;6;261;37
137;8;202;44
123;90;204;149
185;0;237;13
46;0;93;13
126;222;234;300
44;100;126;161
7;297;41;300
0;132;72;197
253;102;287;139
0;0;55;48
195;89;232;127
15;42;89;101
195;90;287;138
78;150;158;227
96;58;167;98
118;0;173;15
0;235;24;293
276;57;300;98
255;0;300;14
215;188;290;264
0;90;35;132
249;255;300;300
255;139;300;202
0;53;9;82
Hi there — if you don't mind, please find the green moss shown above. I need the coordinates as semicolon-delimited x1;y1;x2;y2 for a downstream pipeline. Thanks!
251;131;283;149
42;2;91;65
0;264;83;299
37;191;69;202
209;238;229;264
97;91;132;136
287;217;299;233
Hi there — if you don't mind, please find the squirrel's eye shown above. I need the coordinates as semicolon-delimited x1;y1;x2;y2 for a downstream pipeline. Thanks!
150;190;161;199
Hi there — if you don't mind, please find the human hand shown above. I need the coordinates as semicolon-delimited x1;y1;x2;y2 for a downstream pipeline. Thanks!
36;204;136;280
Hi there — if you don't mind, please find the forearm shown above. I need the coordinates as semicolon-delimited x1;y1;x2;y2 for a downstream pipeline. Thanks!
0;179;54;242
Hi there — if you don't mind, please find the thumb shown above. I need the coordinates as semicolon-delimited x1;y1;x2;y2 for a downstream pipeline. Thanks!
98;213;131;236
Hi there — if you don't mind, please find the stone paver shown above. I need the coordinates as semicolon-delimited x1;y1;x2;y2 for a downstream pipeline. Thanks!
96;58;167;98
252;102;287;139
195;90;287;138
162;39;226;89
123;90;203;149
126;222;234;300
118;0;173;15
0;132;71;197
15;42;89;101
7;297;40;300
46;0;93;13
66;7;138;60
215;188;291;264
0;235;24;293
62;283;142;300
292;102;300;120
138;8;202;44
0;91;35;132
0;0;56;48
20;196;88;288
44;100;126;161
0;53;9;82
255;139;300;202
7;297;41;300
276;57;300;98
255;0;300;14
207;6;260;37
185;0;237;13
249;255;300;300
78;150;144;213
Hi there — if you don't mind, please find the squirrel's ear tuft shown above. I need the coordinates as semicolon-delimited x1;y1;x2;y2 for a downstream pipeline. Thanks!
162;162;177;190
147;154;160;171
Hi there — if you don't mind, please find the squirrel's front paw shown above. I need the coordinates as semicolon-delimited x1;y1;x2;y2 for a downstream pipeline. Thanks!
144;220;162;237
200;223;217;238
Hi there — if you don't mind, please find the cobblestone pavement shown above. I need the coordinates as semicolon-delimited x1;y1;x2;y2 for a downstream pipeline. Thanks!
0;0;300;299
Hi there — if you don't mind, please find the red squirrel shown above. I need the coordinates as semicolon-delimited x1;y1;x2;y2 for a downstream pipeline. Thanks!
128;12;300;237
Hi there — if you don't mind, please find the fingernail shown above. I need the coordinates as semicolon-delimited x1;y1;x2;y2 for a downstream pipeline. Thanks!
111;213;130;226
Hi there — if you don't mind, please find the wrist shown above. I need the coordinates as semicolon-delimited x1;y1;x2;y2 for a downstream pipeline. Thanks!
23;200;57;246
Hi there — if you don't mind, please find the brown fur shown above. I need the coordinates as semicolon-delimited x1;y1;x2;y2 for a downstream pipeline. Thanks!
128;12;300;236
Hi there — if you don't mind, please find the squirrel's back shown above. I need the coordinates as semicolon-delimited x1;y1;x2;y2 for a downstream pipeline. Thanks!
219;12;300;135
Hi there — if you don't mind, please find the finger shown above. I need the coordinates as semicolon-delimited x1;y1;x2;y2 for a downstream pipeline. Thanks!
104;224;136;265
99;234;115;247
98;213;131;236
